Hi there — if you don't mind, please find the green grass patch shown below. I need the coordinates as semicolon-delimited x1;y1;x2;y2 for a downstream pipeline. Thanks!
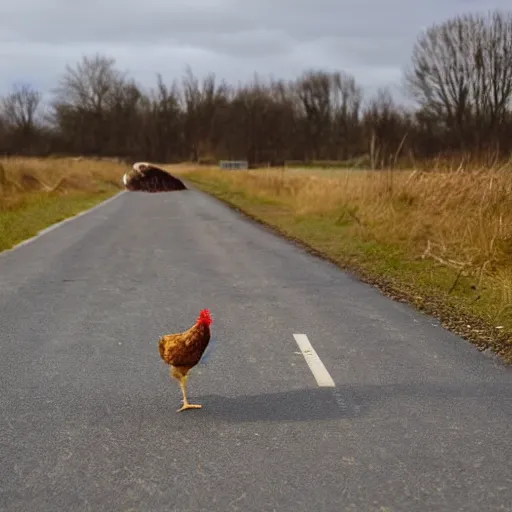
0;190;118;252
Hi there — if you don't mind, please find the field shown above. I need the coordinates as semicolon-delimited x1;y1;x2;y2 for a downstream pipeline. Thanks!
0;157;126;251
1;156;510;362
172;164;512;362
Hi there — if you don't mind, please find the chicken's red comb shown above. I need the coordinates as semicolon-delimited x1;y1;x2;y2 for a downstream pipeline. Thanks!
197;308;213;326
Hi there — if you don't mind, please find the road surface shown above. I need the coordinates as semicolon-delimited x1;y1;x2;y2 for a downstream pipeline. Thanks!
1;187;511;512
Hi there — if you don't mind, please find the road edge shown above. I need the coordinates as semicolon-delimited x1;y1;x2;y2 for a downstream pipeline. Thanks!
0;190;127;257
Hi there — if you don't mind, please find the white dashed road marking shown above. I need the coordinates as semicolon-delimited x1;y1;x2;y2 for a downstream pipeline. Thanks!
293;333;335;387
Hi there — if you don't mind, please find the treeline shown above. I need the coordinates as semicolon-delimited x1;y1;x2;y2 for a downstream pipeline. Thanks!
1;9;512;168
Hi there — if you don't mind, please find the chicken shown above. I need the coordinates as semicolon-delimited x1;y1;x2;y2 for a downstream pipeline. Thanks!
158;309;213;412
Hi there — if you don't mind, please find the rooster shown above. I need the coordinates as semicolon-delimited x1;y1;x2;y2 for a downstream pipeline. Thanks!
158;309;213;412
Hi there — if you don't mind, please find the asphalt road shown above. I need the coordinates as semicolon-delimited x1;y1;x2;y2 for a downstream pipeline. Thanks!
1;187;511;512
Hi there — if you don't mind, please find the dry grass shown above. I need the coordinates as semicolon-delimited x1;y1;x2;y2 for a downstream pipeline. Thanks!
0;157;126;251
174;164;512;361
0;157;125;209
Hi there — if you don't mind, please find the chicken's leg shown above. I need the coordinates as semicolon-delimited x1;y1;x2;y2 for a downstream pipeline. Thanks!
171;368;202;412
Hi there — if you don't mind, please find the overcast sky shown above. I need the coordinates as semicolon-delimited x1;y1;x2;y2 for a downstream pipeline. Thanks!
0;0;509;103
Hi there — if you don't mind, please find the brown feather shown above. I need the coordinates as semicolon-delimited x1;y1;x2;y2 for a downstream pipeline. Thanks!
158;322;211;369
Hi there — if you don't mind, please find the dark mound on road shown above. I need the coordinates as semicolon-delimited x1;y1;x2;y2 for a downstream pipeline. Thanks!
123;162;187;192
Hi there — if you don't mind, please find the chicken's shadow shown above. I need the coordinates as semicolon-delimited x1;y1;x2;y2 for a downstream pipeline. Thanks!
183;387;357;423
178;379;512;424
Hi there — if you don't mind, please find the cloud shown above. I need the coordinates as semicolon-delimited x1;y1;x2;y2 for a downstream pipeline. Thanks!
0;0;510;102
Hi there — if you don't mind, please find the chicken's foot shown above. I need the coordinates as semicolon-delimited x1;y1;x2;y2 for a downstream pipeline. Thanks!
177;375;202;412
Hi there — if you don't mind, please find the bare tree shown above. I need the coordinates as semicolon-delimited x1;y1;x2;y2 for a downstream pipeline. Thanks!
181;67;230;161
1;84;41;132
329;71;363;159
51;53;126;155
404;10;512;151
144;74;184;161
0;84;42;154
295;70;332;159
293;70;363;160
104;78;143;157
363;87;411;168
228;77;274;164
54;53;125;112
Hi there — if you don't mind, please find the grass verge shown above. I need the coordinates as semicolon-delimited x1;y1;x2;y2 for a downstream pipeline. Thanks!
172;165;512;364
0;157;125;252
